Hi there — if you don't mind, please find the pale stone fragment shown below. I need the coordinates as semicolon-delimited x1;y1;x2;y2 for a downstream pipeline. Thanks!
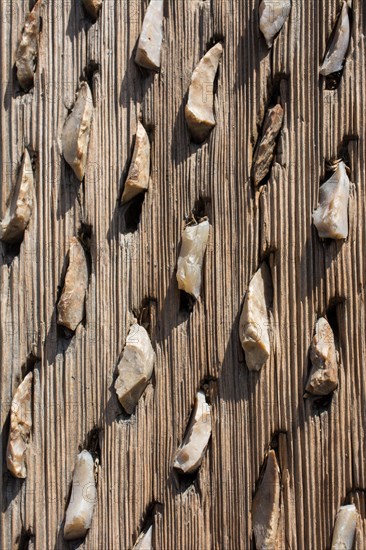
252;104;284;186
305;317;338;396
239;263;272;371
185;43;223;143
0;149;34;244
173;390;212;474
57;237;88;331
135;0;164;71
15;1;40;91
62;82;93;181
320;2;351;76
259;0;291;48
64;451;96;541
252;450;280;550
133;525;153;550
115;323;155;414
6;372;33;479
331;504;357;549
82;0;103;20
176;219;210;299
121;122;150;204
313;161;349;239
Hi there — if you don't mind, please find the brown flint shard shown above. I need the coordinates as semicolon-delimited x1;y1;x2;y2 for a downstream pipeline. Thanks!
135;0;164;71
185;43;223;143
115;322;155;414
62;82;93;181
121;121;150;204
305;317;338;396
6;372;33;479
173;390;212;474
252;450;281;550
57;237;88;331
239;263;273;371
0;149;34;244
15;1;40;91
252;104;283;187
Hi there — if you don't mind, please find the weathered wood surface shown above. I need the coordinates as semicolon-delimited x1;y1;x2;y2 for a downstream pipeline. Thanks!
1;1;366;548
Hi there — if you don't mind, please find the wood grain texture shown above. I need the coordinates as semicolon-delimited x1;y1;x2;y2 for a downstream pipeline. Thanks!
1;1;366;548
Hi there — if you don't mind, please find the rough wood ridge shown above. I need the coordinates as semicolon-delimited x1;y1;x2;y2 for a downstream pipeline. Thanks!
1;1;366;549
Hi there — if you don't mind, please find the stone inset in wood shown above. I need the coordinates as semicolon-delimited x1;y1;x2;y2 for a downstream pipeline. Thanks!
252;450;280;550
0;149;34;244
252;104;284;187
320;1;351;76
135;0;164;71
64;450;96;541
133;525;153;550
62;81;93;181
57;237;88;331
6;372;33;479
121;121;151;205
82;0;103;20
305;317;338;396
173;390;211;474
239;263;272;371
115;322;155;414
331;504;358;550
176;219;210;299
15;1;40;91
259;0;291;48
185;43;223;143
313;160;349;239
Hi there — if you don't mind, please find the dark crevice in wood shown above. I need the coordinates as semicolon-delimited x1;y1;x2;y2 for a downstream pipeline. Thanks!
191;195;212;221
21;353;38;378
133;501;163;547
79;427;102;470
122;193;146;233
133;297;158;340
325;299;344;351
84;61;100;100
206;35;224;50
17;528;34;550
268;73;288;108
179;290;196;314
2;242;22;266
200;375;218;405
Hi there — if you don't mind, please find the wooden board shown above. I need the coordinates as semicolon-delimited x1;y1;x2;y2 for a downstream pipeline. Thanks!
1;0;365;548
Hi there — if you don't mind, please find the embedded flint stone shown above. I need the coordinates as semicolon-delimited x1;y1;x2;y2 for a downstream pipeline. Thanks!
64;450;96;541
305;317;338;396
82;0;103;20
320;1;351;76
173;390;212;474
0;149;34;244
185;43;223;143
6;371;33;479
252;450;280;550
313;161;349;239
133;525;153;550
135;0;164;71
62;81;93;181
252;104;284;187
115;322;155;414
259;0;291;48
57;237;88;331
15;1;40;91
331;504;358;550
121;121;150;204
176;219;210;299
239;263;273;371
